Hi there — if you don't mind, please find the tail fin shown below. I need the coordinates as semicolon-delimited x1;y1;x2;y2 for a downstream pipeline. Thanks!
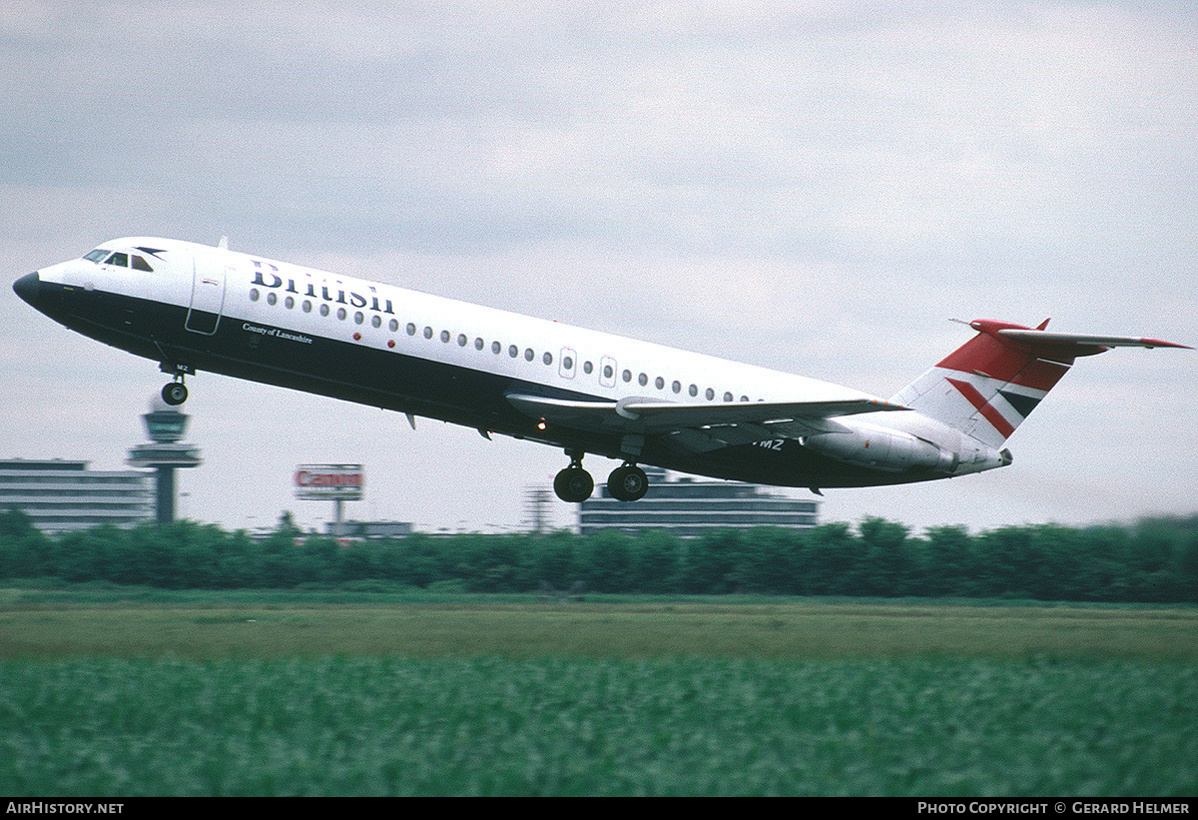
892;319;1190;448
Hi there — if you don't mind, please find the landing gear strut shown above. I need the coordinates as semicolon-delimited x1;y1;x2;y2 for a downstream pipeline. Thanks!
553;449;594;503
607;463;649;502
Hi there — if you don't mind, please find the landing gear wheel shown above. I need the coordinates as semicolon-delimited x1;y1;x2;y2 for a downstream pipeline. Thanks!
553;466;594;503
161;382;188;406
607;464;649;502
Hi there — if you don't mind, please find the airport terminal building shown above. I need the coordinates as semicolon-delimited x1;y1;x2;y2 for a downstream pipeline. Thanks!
0;459;152;534
578;467;818;537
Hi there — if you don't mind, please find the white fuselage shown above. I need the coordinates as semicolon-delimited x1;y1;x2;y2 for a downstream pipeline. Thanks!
20;237;1011;495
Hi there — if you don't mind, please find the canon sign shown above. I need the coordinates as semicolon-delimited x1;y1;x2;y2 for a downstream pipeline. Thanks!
294;464;364;500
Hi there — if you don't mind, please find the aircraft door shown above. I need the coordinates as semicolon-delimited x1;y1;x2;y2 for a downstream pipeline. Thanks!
185;252;227;335
599;356;617;388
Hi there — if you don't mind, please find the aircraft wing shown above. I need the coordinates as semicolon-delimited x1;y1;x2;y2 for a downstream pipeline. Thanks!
506;392;908;452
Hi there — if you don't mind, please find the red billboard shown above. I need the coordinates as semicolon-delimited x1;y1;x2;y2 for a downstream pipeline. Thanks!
294;464;364;500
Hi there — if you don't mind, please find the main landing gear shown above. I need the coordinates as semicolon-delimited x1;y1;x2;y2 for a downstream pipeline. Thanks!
552;451;650;503
607;462;649;502
553;450;594;503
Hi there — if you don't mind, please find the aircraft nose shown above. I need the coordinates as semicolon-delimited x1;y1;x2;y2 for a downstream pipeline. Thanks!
13;271;40;308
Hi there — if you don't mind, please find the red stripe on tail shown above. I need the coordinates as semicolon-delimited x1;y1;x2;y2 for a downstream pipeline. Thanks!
946;377;1016;439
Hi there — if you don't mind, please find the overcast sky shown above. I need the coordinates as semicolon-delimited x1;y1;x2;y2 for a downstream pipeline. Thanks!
2;1;1195;535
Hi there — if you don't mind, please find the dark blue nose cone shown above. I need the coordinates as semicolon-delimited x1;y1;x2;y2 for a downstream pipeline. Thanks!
13;272;40;308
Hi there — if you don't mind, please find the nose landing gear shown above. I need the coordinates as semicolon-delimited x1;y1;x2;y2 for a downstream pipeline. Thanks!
161;377;188;406
159;362;191;406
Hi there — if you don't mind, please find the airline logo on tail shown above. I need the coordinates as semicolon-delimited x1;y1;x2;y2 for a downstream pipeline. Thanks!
893;319;1190;449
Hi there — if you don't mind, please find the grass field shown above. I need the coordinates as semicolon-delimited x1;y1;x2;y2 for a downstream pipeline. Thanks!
1;589;1195;796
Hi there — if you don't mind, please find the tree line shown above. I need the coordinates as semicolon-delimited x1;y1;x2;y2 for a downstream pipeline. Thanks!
1;508;1195;603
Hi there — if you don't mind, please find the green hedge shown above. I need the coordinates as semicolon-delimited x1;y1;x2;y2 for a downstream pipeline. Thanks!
1;508;1195;602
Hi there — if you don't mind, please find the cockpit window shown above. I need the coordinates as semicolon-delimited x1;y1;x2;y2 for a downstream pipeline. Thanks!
83;248;153;271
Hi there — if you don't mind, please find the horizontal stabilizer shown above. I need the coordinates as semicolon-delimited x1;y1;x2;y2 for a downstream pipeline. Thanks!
997;328;1192;354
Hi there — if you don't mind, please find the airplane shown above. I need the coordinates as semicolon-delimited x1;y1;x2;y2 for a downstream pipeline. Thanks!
13;236;1190;503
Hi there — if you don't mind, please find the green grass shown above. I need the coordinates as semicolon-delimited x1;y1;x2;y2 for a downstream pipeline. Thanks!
1;594;1195;661
0;656;1194;796
1;591;1195;796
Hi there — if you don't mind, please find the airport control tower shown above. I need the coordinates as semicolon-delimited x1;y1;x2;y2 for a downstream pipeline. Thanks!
127;394;202;524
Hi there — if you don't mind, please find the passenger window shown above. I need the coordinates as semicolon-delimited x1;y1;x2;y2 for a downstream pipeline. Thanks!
105;252;129;267
131;255;153;272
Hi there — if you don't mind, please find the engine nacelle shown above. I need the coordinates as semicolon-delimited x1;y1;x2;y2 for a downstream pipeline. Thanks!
802;424;950;473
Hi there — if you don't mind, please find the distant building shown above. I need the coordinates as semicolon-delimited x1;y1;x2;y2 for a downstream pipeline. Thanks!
326;520;414;539
0;459;151;534
578;467;818;537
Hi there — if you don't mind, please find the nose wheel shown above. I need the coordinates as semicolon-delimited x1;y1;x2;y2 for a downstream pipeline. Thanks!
553;450;594;503
161;379;188;406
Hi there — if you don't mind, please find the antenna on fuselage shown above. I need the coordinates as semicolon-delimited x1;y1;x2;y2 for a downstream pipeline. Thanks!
218;236;228;250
